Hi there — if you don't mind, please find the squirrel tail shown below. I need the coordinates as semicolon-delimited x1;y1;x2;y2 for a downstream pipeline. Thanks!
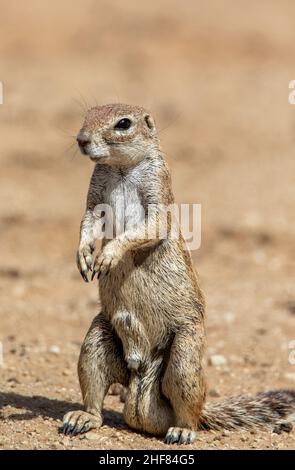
199;389;295;433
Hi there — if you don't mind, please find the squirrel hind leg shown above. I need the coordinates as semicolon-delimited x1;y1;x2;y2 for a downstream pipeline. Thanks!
161;323;206;444
62;311;128;436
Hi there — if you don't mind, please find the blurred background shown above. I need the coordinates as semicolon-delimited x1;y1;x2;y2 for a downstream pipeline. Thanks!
0;0;295;450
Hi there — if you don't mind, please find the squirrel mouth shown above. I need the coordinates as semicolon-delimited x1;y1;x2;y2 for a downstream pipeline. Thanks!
79;147;103;160
77;142;108;161
89;154;107;162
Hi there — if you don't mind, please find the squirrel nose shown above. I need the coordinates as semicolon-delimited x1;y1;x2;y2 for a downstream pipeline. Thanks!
77;134;91;150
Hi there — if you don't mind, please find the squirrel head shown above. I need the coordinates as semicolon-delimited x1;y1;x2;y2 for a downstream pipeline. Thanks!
77;103;158;166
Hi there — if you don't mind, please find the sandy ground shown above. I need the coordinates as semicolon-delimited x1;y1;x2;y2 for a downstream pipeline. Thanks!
1;0;295;450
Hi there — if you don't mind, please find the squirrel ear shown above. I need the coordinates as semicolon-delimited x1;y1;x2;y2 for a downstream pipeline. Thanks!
144;114;155;132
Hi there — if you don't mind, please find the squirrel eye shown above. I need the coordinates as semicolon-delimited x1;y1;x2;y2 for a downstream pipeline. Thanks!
114;118;132;130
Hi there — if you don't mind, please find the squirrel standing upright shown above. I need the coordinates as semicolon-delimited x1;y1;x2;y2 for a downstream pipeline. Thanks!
62;103;295;444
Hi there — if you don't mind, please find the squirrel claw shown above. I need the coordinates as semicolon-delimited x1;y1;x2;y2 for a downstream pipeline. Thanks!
80;271;89;283
91;269;98;281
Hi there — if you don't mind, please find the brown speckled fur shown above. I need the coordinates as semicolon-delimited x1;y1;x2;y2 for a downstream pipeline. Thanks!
62;104;295;444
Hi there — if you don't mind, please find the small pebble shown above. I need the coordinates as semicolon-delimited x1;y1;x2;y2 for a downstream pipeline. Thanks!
80;432;99;441
49;345;60;354
208;354;227;367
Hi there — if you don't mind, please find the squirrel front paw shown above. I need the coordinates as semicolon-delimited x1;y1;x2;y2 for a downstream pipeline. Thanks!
91;243;122;280
76;243;94;282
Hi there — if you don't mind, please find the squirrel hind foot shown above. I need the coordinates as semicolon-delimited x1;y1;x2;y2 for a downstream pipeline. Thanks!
61;410;102;436
164;427;196;445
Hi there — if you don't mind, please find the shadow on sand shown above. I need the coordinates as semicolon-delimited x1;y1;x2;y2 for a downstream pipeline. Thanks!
0;392;128;431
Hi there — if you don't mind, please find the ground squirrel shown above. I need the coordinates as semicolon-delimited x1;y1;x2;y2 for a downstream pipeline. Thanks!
62;103;295;444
